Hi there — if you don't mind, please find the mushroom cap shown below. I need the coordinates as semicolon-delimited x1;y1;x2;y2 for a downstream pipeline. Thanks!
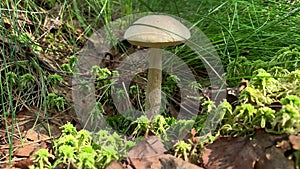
124;15;191;48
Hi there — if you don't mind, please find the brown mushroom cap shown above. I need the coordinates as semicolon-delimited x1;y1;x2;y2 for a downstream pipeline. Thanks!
124;15;191;48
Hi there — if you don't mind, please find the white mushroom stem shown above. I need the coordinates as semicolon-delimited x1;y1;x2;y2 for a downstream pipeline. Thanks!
145;48;162;119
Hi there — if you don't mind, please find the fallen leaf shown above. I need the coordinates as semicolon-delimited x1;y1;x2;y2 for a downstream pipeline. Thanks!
254;146;294;169
127;136;166;169
25;129;39;142
289;134;300;150
127;136;166;159
254;130;294;169
202;131;295;169
126;154;204;169
13;143;36;157
14;158;33;169
202;137;258;169
106;160;124;169
158;154;204;169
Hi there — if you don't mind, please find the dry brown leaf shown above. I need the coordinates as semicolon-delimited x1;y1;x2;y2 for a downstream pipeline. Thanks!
254;146;294;169
127;155;158;169
106;160;124;169
202;131;295;169
127;136;166;159
13;142;36;157
25;129;39;142
254;131;294;169
14;158;33;169
126;136;204;169
158;154;204;169
202;137;258;169
13;139;48;158
289;134;300;150
127;154;204;169
127;136;166;169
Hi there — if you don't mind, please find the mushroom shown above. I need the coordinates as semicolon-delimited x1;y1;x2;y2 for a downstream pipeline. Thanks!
124;15;191;119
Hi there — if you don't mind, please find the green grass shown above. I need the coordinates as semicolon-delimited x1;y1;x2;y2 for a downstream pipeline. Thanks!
131;0;300;60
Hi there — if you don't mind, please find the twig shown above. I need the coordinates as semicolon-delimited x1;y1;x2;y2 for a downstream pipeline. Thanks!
0;8;48;14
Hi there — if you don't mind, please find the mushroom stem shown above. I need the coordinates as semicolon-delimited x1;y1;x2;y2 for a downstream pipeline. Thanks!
145;48;162;120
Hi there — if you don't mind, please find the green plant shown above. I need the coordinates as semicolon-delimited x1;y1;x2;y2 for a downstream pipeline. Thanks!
234;104;256;127
251;69;280;96
48;73;63;87
226;56;253;82
149;115;169;136
220;68;300;136
92;66;114;100
238;69;280;106
31;123;135;169
60;122;77;136
92;66;111;83
0;0;138;166
271;95;300;134
281;95;300;106
30;149;55;169
130;115;149;138
129;85;139;95
129;114;178;139
61;56;78;73
173;140;192;161
268;66;290;77
167;119;195;143
294;150;300;169
226;45;300;86
162;74;180;94
77;130;92;150
271;45;300;71
77;146;97;169
106;115;132;134
57;145;76;165
92;130;135;168
96;145;119;168
46;93;67;111
6;72;18;87
200;100;233;137
61;64;72;73
19;73;36;90
252;107;275;129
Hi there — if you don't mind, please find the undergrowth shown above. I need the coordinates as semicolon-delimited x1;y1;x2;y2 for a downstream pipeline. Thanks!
30;122;135;169
30;66;300;168
1;0;300;168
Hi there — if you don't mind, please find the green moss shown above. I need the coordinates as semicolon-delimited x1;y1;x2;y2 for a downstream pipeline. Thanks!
30;123;135;169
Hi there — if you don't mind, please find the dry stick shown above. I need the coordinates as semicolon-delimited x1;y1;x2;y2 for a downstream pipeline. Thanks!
0;136;52;150
0;8;48;14
0;157;27;164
